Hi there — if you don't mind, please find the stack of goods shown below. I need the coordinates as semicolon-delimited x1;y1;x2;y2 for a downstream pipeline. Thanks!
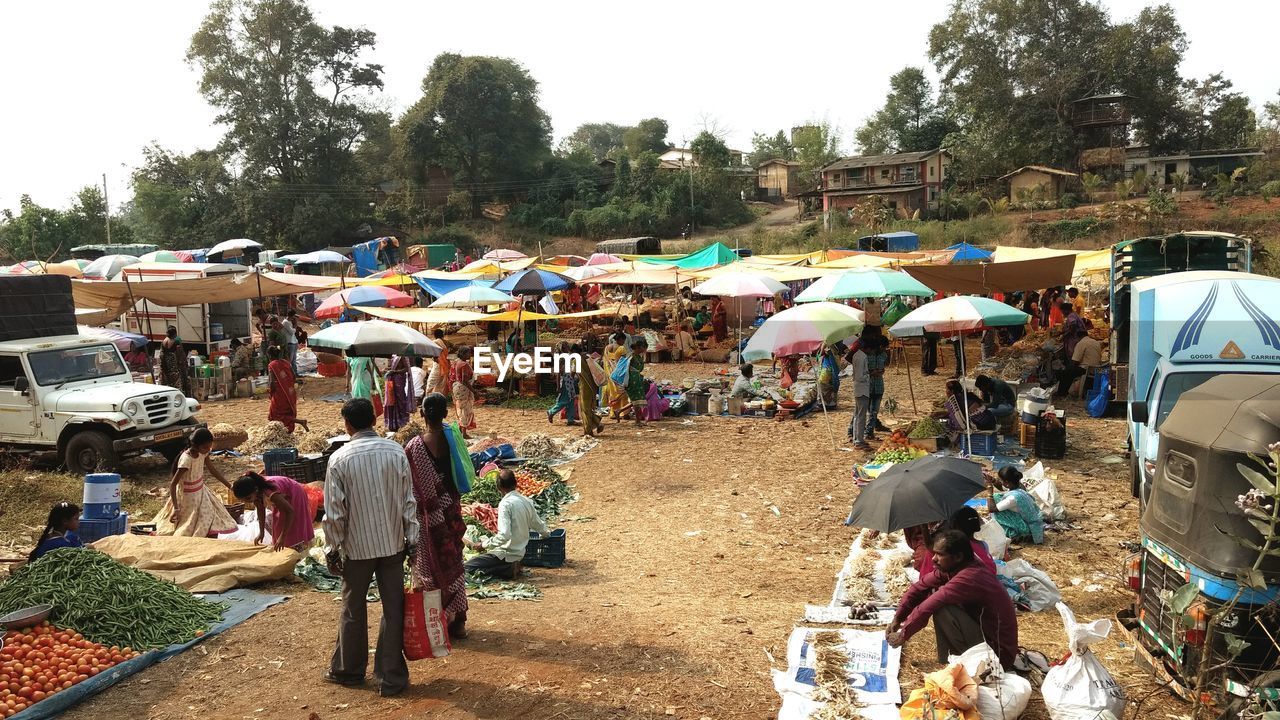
835;530;919;608
0;549;227;651
0;622;141;716
209;423;247;451
870;432;931;466
241;421;297;455
906;418;945;444
516;433;559;460
296;425;344;454
461;461;575;525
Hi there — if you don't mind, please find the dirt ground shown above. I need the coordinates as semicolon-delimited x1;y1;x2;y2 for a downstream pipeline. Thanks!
9;340;1186;720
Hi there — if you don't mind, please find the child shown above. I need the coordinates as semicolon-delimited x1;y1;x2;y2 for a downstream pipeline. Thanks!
29;502;84;561
625;337;649;425
153;428;237;538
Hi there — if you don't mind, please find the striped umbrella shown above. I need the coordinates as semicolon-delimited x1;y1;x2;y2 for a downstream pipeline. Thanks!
314;285;415;319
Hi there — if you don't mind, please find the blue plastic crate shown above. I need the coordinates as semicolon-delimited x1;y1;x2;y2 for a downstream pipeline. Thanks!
522;528;565;568
263;448;298;475
79;512;129;543
959;432;997;456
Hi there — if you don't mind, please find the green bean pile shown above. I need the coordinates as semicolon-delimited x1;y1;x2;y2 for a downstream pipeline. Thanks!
0;549;227;650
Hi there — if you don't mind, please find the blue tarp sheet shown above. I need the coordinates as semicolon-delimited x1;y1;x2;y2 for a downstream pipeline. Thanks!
944;242;993;262
352;239;382;277
12;589;288;720
413;276;496;298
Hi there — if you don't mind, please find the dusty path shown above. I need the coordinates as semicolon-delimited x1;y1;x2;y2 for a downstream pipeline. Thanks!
62;350;1185;720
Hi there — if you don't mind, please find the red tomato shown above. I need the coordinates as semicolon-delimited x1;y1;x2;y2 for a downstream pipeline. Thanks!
31;691;45;702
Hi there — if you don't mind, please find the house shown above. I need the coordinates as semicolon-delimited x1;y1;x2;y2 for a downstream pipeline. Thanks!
817;149;951;216
998;165;1078;202
1126;146;1264;186
657;147;747;170
755;159;801;200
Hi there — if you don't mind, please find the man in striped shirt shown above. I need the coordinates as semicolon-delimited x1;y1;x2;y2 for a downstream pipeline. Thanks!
323;398;420;696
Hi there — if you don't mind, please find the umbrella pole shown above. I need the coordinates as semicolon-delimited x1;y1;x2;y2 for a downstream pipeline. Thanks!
904;340;918;414
815;345;841;451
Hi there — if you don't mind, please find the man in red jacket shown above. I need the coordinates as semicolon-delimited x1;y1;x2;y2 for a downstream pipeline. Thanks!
886;529;1019;667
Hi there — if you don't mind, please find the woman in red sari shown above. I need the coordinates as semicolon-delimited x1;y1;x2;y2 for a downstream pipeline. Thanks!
404;393;469;639
711;297;729;343
267;346;308;431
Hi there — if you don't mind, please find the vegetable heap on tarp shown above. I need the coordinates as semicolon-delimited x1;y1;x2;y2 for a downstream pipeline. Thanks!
0;549;227;650
0;621;140;717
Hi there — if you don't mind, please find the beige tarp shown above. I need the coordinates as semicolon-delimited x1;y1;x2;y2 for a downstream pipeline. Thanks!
483;308;611;322
92;534;301;592
990;246;1112;280
902;255;1076;294
71;272;327;323
689;262;834;282
361;306;491;324
584;268;695;285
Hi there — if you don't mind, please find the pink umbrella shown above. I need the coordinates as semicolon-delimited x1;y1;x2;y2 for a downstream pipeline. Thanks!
314;285;415;320
586;253;623;266
482;248;528;261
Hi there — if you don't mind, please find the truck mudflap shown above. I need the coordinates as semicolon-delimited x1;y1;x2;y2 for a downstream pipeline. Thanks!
112;422;206;456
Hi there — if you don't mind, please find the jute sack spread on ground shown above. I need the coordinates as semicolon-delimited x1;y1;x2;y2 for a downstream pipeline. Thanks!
92;534;301;593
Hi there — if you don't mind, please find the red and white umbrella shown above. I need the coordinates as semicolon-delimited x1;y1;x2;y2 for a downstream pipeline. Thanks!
314;285;415;319
586;253;623;266
482;248;528;261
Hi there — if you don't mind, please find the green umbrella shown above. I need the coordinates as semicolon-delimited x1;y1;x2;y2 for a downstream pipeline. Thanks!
795;267;934;302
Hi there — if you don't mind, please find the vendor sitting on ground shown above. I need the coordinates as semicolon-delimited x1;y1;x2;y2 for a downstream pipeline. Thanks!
463;470;549;580
944;380;997;433
887;529;1019;667
729;363;763;399
28;501;84;562
674;321;698;360
974;374;1016;420
985;466;1045;545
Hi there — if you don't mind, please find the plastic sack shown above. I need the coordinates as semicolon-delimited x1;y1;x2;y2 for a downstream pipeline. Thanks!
1042;602;1125;720
1086;372;1110;418
217;514;273;546
403;586;451;660
949;643;1032;720
296;348;318;375
998;558;1061;611
977;519;1010;562
444;422;475;494
1023;462;1066;521
899;663;979;720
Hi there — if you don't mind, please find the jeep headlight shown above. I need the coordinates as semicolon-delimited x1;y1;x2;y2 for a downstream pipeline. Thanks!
172;396;183;408
125;401;141;417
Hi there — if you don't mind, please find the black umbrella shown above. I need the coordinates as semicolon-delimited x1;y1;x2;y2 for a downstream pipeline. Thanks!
492;268;574;297
844;455;986;532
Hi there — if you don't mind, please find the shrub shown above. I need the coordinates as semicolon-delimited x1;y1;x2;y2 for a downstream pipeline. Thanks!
426;224;479;255
1059;193;1079;209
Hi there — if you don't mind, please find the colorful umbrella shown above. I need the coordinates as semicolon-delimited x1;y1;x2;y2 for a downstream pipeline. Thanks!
428;286;517;308
795;267;934;303
82;254;140;279
741;302;865;361
308;319;441;357
585;253;623;266
209;238;262;257
888;295;1028;337
139;250;193;263
292;250;350;265
492;268;573;296
314;286;415;320
482;248;528;261
545;254;587;267
560;265;610;282
690;271;788;298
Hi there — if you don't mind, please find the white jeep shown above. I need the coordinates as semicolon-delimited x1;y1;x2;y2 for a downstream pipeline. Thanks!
0;335;204;473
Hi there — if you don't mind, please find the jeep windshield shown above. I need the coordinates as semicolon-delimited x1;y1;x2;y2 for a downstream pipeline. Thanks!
30;344;129;386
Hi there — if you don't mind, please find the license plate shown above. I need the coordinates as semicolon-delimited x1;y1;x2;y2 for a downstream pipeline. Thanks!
154;430;184;443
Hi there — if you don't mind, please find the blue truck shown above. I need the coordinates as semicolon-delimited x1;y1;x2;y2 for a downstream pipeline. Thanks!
1107;232;1280;501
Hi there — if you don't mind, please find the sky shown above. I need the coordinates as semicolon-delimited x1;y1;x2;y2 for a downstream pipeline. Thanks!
2;0;1277;214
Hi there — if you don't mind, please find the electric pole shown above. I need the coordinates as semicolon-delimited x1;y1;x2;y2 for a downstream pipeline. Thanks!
102;173;112;244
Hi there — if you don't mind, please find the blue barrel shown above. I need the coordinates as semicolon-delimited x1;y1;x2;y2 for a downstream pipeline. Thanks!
263;448;299;475
82;473;122;519
210;323;225;340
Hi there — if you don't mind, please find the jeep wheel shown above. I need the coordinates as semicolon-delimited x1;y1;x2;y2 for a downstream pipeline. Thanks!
64;431;116;474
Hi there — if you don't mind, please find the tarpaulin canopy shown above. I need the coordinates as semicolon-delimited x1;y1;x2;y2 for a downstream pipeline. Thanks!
638;241;739;269
483;308;612;322
944;242;993;262
690;262;832;282
71;271;327;319
414;276;496;298
748;251;828;266
359;306;490;324
901;254;1076;294
990;245;1080;263
814;249;956;269
585;268;693;285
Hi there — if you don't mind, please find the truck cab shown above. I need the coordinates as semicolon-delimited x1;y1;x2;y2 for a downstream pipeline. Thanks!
1126;271;1280;501
0;334;203;473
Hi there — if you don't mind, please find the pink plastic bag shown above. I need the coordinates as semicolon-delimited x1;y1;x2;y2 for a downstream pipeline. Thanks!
403;587;450;660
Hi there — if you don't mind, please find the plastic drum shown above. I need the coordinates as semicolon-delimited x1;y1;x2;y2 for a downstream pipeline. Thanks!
82;473;122;519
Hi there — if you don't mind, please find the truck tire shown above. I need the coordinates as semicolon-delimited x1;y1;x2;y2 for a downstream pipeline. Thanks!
64;430;116;474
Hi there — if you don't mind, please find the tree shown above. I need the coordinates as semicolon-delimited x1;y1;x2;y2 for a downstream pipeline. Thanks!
855;67;956;154
1256;89;1280;149
747;130;795;166
791;122;843;192
622;118;670;158
130;145;243;246
690;130;731;171
1081;172;1105;202
612;155;632;198
398;53;552;217
560;122;628;160
0;196;73;261
1106;5;1188;152
1179;73;1256;150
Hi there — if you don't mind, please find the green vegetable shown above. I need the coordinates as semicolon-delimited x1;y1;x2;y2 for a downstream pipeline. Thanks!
872;449;918;464
461;470;503;506
500;396;555;410
908;418;946;439
0;548;227;649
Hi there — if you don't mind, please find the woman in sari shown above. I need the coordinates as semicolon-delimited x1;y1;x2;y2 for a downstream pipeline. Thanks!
404;393;469;639
451;346;477;437
578;346;603;437
985;466;1045;544
383;354;414;432
599;332;629;419
267;346;308;431
159;326;191;396
346;352;379;402
710;298;729;343
429;329;451;397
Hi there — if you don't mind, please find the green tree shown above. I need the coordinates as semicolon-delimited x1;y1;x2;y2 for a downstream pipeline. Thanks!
559;122;628;160
747;129;795;166
791;122;842;192
856;67;956;154
1180;73;1256;150
690;130;732;170
63;186;111;248
399;53;552;218
1106;5;1188;152
0;196;72;261
622;118;670;158
612;155;632;198
130;145;243;247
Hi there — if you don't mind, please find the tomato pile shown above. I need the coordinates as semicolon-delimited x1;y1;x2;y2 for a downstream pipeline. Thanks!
0;622;139;718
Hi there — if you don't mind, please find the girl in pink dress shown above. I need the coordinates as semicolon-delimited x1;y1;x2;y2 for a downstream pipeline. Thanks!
232;472;315;552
